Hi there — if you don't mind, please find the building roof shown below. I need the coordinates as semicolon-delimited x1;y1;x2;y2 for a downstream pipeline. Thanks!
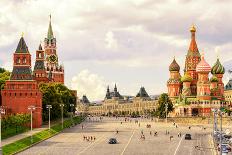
15;37;29;53
196;55;211;72
10;67;33;80
181;73;193;82
136;87;150;98
105;85;123;99
34;60;45;70
169;58;180;72
225;79;232;90
211;58;225;74
81;95;90;104
47;15;54;40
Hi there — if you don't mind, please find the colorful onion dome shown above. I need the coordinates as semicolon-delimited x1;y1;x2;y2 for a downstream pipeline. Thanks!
210;75;219;82
181;73;193;82
211;58;225;74
169;58;180;72
196;54;211;72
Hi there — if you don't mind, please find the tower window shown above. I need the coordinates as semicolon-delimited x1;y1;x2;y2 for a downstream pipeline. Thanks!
17;57;20;64
22;57;27;64
38;52;42;58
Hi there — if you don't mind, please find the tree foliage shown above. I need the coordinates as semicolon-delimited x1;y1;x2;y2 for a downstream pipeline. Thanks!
153;93;174;118
0;67;10;89
39;83;76;121
2;114;30;134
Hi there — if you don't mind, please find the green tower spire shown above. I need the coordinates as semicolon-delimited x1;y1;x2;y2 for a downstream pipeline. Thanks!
47;14;54;40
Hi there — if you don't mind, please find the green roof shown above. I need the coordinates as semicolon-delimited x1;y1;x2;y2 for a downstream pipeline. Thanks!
15;37;29;53
47;19;54;40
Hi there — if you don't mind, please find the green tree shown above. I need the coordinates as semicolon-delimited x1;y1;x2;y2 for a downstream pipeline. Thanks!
0;68;10;89
153;93;173;118
39;83;76;121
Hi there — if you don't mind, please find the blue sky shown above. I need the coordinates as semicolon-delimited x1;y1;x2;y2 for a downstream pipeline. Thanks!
1;0;232;101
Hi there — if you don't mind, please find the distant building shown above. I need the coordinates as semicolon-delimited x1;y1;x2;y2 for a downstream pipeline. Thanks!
167;25;227;116
224;79;232;108
77;85;158;115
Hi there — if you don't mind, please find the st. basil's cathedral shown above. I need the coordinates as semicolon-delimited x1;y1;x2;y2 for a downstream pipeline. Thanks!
1;16;64;127
167;25;227;116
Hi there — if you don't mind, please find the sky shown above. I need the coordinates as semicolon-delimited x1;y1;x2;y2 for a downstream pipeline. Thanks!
1;0;232;101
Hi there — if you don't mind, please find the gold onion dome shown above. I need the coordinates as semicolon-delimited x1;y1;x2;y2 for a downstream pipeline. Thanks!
181;73;193;82
169;58;180;71
210;75;219;82
190;24;196;32
211;58;225;74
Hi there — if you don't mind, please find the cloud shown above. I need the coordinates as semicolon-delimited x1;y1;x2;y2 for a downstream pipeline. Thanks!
1;0;232;100
71;69;107;101
105;31;118;49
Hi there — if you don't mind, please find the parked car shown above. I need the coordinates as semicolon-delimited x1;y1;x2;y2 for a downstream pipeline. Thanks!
108;138;117;144
218;144;231;152
185;134;191;140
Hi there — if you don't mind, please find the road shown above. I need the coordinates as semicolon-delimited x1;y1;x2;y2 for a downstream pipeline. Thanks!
18;117;216;155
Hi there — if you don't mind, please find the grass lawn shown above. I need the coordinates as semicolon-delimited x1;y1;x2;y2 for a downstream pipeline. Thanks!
3;116;84;155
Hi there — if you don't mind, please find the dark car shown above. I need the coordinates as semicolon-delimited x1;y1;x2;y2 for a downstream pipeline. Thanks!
108;138;117;144
218;144;231;152
185;134;191;140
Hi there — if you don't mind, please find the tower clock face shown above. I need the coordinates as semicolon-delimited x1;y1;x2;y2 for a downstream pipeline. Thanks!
49;54;57;63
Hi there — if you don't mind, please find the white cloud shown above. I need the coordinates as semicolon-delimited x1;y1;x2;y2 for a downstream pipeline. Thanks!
105;31;118;49
71;69;107;101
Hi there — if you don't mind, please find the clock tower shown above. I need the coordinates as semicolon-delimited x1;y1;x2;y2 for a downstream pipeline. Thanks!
43;15;64;83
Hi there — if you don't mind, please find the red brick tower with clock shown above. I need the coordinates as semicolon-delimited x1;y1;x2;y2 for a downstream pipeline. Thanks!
34;15;64;84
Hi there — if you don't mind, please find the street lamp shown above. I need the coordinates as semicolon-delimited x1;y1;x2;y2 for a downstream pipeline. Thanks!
28;105;36;143
70;104;74;126
46;105;52;130
165;96;168;123
60;104;64;129
0;106;6;155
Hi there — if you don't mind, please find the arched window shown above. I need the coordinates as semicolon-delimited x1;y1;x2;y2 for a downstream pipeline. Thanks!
17;57;20;64
23;57;26;64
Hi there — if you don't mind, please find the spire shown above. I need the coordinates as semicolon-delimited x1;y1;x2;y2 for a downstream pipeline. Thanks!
15;36;29;53
114;83;117;92
38;43;43;50
188;24;198;53
47;14;54;40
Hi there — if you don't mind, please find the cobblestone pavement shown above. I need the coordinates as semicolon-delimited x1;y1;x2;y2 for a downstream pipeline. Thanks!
18;117;218;155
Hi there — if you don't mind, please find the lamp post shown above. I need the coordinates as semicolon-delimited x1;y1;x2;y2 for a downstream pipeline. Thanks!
165;96;168;123
46;105;52;130
60;104;64;129
70;104;74;126
219;101;224;155
0;106;6;155
28;105;36;143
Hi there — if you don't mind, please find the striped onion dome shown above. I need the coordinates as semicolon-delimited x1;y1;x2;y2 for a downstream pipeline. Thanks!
169;58;180;72
196;55;211;72
211;58;225;74
181;73;193;82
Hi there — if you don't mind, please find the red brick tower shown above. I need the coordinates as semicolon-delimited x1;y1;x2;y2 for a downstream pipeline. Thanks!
43;15;64;83
167;58;182;98
33;44;48;83
184;25;201;96
1;36;42;128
